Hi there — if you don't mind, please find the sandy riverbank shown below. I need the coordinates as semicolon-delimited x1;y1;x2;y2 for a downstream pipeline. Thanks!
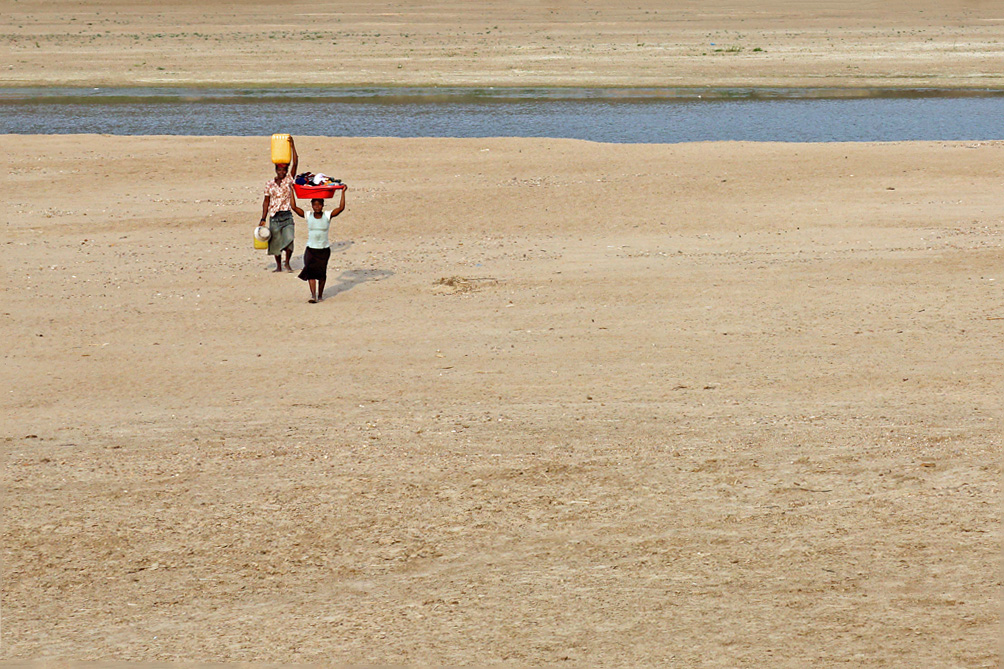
2;0;1004;89
2;135;1001;664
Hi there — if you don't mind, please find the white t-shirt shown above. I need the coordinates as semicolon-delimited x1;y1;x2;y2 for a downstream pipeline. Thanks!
306;211;331;249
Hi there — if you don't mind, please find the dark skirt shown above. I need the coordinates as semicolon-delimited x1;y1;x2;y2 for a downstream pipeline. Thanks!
298;246;331;281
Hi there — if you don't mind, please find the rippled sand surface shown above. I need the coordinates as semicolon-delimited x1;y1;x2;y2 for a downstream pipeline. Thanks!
3;135;1001;664
2;0;1003;88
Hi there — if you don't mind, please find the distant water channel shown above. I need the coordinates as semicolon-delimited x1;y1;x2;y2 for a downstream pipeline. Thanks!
2;87;1002;142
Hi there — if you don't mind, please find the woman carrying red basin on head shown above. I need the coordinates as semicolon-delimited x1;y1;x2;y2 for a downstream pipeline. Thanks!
297;187;347;303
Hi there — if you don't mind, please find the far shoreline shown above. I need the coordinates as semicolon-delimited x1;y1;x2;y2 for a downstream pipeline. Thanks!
3;84;1004;103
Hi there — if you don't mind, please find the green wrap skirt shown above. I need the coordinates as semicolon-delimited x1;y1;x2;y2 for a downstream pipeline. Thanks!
268;210;294;255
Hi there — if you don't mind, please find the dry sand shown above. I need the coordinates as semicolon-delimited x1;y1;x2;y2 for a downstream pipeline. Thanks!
2;0;1004;89
2;135;1001;665
2;0;1003;665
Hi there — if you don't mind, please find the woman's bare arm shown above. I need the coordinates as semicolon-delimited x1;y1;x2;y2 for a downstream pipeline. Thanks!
330;187;346;217
260;195;270;225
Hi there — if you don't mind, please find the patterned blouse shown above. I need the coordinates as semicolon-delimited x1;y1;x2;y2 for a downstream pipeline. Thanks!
264;175;295;216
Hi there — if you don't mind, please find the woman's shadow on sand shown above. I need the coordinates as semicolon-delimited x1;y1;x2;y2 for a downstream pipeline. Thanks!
272;240;394;297
325;267;394;298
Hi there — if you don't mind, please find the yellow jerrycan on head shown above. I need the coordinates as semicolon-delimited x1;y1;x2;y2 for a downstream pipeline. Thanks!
271;133;292;164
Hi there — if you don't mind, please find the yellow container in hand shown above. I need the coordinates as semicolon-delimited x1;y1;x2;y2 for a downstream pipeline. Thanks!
271;133;291;164
253;225;270;250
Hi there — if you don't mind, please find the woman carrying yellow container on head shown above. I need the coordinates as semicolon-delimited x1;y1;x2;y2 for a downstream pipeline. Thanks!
260;134;303;272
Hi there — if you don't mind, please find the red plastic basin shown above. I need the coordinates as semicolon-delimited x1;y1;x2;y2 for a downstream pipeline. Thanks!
293;183;346;199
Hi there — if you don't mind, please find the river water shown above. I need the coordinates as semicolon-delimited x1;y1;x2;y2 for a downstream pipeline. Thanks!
2;87;1002;142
